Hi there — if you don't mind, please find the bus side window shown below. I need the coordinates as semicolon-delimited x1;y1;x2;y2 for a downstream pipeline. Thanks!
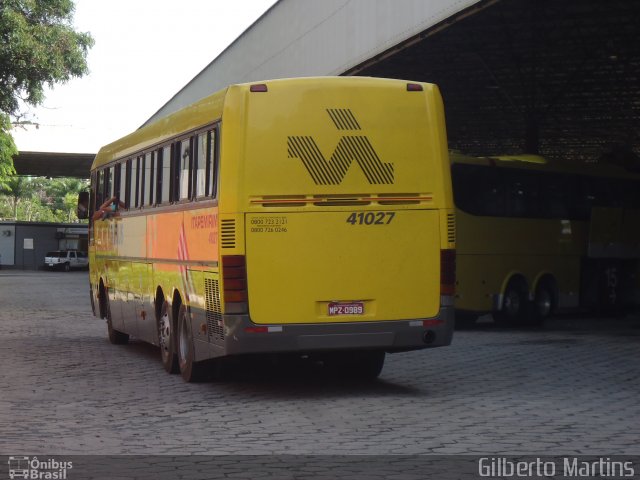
95;170;103;210
149;152;157;206
143;152;152;206
451;164;476;214
480;168;505;217
119;162;127;210
179;138;191;201
542;174;569;219
105;166;114;202
123;159;131;208
195;132;207;197
161;145;171;204
208;127;218;198
130;158;138;208
505;169;538;218
171;143;180;202
138;155;146;207
154;148;164;205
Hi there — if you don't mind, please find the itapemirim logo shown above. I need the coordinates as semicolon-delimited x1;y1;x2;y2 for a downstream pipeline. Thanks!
287;109;394;185
7;456;72;479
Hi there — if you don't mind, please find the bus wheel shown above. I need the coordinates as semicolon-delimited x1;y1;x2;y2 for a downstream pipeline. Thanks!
324;350;385;380
532;282;555;323
158;300;179;374
104;294;129;345
177;305;205;382
495;280;528;325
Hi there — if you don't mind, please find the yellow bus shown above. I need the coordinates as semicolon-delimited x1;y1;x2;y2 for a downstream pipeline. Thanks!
451;152;640;325
81;77;456;381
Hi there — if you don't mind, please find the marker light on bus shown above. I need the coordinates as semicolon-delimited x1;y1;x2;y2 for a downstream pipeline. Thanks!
250;84;268;92
440;249;456;296
222;255;249;314
406;83;424;91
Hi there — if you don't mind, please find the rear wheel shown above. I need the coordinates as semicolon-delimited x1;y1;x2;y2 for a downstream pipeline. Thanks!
495;280;529;325
532;282;555;323
158;300;179;374
177;305;206;382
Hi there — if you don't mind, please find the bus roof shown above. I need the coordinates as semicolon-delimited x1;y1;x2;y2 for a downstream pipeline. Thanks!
92;87;229;170
449;151;639;180
92;76;436;171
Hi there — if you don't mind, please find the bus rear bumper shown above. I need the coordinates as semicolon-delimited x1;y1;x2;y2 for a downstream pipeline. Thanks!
212;307;454;358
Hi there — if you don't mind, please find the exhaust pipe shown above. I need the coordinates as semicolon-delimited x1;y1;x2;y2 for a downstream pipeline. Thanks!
423;330;436;344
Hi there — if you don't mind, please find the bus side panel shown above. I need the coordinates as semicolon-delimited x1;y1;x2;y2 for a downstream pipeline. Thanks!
147;207;220;345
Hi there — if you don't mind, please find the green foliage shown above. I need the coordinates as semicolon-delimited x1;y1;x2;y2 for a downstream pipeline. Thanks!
0;0;94;115
0;0;93;185
0;175;88;222
0;114;17;188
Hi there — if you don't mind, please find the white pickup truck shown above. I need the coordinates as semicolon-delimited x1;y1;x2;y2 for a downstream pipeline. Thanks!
44;250;89;271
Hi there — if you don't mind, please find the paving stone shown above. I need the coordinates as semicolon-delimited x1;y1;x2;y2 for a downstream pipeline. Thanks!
1;271;639;456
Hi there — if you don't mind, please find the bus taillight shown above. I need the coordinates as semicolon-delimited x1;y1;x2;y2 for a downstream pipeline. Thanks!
440;249;456;296
222;255;248;314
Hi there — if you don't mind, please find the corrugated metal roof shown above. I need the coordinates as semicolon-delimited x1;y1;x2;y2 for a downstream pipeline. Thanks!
143;0;485;126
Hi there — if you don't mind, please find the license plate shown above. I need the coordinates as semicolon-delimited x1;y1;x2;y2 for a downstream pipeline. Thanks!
328;302;364;316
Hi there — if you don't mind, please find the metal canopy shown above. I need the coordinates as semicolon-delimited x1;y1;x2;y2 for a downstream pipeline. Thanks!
13;151;94;178
348;0;640;166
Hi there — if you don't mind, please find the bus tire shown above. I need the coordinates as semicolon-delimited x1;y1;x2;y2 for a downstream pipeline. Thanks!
177;305;205;382
532;281;555;323
104;294;129;345
158;300;179;374
495;279;529;325
324;350;385;380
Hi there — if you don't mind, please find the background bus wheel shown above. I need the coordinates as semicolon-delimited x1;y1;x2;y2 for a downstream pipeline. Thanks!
495;280;528;326
532;282;555;323
104;295;129;345
177;305;205;382
158;300;178;374
324;350;385;380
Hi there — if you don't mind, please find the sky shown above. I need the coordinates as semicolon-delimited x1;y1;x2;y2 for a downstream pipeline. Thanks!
10;0;277;154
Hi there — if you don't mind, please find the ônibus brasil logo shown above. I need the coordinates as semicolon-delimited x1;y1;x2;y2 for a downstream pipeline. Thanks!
287;109;394;185
8;456;73;479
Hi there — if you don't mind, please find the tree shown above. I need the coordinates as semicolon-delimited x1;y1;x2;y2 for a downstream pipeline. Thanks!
0;0;93;184
0;175;38;219
0;114;17;188
45;177;88;221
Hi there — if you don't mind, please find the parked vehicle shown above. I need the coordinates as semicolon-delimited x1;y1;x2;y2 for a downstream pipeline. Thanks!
44;250;89;271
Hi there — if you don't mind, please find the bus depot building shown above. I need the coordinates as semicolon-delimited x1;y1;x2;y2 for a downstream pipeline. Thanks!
0;221;88;270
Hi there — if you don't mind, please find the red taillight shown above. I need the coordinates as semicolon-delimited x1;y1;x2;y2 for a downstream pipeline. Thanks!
423;319;445;327
440;249;456;296
244;326;268;334
222;255;248;314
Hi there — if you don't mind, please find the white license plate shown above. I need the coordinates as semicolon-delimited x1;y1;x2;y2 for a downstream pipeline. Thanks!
328;302;364;316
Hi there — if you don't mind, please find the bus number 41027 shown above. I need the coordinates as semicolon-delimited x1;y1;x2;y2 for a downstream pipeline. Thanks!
346;212;395;225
